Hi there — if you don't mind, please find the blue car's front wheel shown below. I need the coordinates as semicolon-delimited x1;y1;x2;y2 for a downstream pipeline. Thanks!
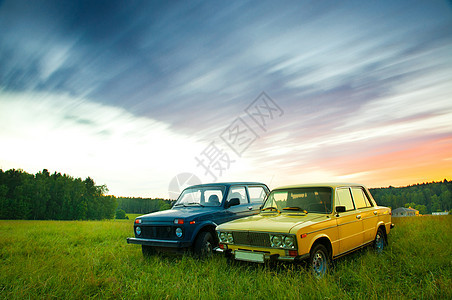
194;231;215;258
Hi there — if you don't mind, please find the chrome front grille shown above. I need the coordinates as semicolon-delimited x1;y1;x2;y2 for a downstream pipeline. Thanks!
232;231;270;247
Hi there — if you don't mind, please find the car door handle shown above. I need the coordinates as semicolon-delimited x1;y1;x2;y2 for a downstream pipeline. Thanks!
248;206;253;210
356;215;362;219
373;211;378;215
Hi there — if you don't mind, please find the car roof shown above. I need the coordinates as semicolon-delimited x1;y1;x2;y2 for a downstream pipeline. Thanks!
273;182;366;190
186;182;268;189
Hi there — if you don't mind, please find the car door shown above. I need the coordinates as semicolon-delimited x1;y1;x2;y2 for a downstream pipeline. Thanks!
225;186;253;221
351;187;377;244
335;187;364;254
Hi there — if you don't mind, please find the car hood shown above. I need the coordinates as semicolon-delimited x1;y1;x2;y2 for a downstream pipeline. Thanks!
137;207;221;224
217;212;326;234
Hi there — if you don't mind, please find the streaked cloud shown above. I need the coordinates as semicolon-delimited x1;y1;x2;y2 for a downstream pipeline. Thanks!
0;90;204;196
0;0;451;196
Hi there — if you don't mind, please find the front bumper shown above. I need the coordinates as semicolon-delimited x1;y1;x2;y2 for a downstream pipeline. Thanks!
214;247;309;262
127;237;192;248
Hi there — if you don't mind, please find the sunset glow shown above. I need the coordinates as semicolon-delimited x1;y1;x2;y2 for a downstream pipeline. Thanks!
1;1;451;197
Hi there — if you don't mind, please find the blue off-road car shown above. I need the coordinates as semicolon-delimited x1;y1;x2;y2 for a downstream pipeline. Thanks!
127;182;269;257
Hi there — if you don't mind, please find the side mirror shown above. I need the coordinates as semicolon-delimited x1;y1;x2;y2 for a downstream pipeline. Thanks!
226;198;240;208
335;206;346;213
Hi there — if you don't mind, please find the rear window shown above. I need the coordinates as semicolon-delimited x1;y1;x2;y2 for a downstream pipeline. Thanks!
351;187;372;209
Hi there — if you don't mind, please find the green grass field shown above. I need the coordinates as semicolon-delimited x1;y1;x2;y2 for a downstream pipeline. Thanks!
1;216;450;299
126;213;142;220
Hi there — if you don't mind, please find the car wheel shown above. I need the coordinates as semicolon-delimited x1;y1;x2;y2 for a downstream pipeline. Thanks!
194;231;214;258
374;228;385;253
142;245;156;257
309;244;330;278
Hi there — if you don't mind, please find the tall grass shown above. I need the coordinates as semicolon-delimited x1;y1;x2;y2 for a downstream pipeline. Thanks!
0;216;450;299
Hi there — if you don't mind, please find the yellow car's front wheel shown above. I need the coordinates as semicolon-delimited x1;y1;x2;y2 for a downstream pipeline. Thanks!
309;244;330;278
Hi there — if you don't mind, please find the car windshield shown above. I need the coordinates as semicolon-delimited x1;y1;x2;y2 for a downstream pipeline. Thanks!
262;187;332;214
174;186;225;207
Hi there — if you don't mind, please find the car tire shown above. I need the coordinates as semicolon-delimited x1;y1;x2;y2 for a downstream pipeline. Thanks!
373;227;386;253
193;231;214;258
142;245;156;257
309;244;330;278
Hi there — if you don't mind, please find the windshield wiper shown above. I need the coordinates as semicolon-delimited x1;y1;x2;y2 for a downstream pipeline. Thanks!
283;207;308;213
261;206;281;213
187;202;204;207
174;203;186;207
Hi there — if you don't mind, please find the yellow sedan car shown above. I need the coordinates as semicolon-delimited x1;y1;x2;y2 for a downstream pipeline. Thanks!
216;183;394;277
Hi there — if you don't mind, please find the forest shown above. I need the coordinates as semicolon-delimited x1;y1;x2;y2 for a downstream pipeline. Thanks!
370;180;451;214
0;169;173;220
0;168;450;220
0;169;116;220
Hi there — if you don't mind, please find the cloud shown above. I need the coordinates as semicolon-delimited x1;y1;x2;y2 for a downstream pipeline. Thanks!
1;0;451;194
0;90;205;197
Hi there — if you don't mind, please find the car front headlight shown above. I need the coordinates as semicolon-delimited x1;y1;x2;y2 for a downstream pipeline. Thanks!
227;233;234;244
270;234;296;249
218;231;234;244
175;227;183;238
135;226;141;236
271;235;282;248
219;232;227;243
284;236;295;248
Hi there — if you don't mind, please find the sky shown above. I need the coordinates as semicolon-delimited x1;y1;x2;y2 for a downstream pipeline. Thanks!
1;0;451;198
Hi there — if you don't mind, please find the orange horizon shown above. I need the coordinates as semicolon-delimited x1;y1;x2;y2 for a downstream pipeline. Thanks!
342;136;452;189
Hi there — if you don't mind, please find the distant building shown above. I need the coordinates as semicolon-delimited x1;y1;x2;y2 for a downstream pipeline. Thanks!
432;211;449;216
392;207;419;217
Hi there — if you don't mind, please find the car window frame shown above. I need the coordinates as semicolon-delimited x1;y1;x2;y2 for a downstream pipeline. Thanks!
350;186;372;209
362;188;377;207
246;185;268;204
335;187;356;211
227;185;250;205
262;186;333;213
174;185;226;207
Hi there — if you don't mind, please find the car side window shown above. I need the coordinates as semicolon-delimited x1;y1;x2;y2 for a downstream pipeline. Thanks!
227;186;248;204
351;187;371;209
247;186;267;203
204;190;223;206
336;188;355;211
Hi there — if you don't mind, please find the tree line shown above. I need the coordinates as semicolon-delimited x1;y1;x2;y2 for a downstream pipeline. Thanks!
116;197;174;214
370;180;451;214
1;168;449;220
0;168;174;220
0;169;117;220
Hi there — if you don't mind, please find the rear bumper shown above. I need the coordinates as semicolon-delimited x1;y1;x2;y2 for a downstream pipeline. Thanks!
127;237;192;248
